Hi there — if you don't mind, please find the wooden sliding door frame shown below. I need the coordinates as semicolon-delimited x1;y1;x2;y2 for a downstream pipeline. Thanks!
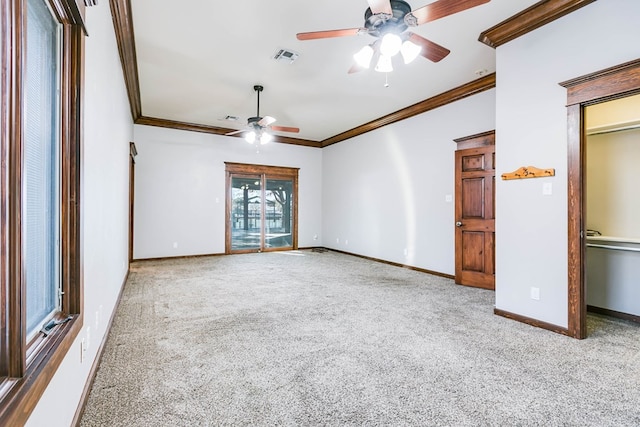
225;162;299;254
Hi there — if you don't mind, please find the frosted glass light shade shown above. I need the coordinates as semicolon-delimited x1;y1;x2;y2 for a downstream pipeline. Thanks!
245;131;256;144
353;45;374;68
401;40;421;64
380;33;402;57
260;132;272;145
375;54;393;73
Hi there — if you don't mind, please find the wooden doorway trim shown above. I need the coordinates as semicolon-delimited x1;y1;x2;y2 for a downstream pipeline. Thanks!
129;142;137;262
560;58;640;339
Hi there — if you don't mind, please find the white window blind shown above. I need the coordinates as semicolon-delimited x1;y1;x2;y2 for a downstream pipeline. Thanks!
24;0;61;337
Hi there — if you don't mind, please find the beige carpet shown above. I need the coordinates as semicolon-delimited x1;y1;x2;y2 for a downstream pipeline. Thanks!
80;250;640;426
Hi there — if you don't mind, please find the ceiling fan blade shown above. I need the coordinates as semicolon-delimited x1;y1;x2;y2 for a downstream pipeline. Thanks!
366;0;392;15
407;32;450;62
296;28;365;40
271;125;300;134
348;62;366;74
408;0;490;26
225;129;245;136
258;116;277;127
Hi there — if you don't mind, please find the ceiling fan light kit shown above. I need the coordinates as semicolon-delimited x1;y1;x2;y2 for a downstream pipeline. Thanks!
375;54;394;73
354;45;375;68
400;39;422;64
225;85;300;147
379;33;403;57
245;131;256;144
296;0;491;73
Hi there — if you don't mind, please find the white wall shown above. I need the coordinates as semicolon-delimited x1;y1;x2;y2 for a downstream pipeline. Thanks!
133;125;323;259
495;0;640;327
322;89;496;275
26;4;133;427
586;129;640;238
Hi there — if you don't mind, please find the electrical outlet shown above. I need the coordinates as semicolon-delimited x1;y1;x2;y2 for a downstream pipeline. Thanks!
173;242;178;249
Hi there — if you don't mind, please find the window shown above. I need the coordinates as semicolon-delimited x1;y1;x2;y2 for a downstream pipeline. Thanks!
24;0;61;339
0;0;85;424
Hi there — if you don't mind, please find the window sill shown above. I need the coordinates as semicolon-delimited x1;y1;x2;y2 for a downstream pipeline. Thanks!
0;315;82;425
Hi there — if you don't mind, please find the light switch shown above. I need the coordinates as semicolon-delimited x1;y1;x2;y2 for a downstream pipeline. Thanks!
445;194;453;203
543;182;552;195
531;287;540;300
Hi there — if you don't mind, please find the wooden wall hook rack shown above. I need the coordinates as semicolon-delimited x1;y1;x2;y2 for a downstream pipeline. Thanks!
501;166;555;180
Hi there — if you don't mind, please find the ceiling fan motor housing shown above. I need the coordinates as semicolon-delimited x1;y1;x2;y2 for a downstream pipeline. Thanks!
247;116;263;128
364;0;412;37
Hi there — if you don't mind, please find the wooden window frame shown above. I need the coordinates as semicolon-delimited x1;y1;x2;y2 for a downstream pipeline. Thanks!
225;162;299;254
0;0;85;424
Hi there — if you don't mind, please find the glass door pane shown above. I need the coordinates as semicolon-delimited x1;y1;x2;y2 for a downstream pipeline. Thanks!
264;178;293;249
231;176;262;251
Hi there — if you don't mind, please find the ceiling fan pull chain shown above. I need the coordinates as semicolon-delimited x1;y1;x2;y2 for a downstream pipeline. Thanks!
384;72;390;88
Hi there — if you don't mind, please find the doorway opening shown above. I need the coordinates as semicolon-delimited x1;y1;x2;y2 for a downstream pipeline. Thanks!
584;95;640;325
225;162;299;254
561;59;640;339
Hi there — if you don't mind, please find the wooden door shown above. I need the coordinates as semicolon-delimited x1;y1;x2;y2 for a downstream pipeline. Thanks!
454;132;495;290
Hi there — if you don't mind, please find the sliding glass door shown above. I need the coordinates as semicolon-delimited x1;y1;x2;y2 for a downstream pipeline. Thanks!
226;163;298;253
265;178;293;249
230;175;263;251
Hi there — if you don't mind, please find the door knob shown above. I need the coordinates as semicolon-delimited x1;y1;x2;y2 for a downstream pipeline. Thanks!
455;221;463;227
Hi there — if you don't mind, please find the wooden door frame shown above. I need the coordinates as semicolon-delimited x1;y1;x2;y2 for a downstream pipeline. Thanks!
224;162;299;254
560;58;640;339
129;142;137;262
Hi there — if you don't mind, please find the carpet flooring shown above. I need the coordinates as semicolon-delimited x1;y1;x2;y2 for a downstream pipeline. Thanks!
80;250;640;426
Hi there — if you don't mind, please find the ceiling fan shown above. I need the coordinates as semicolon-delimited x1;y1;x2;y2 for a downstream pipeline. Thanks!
296;0;490;73
226;85;300;144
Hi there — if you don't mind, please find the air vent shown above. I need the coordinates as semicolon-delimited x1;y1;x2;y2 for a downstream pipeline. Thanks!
272;48;300;64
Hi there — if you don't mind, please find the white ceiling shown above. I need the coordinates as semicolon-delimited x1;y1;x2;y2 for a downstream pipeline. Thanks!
130;0;540;142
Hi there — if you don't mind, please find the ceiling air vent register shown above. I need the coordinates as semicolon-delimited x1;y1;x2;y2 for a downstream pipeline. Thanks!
272;49;300;64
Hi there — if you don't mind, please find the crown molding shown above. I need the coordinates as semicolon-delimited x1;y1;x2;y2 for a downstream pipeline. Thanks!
479;0;597;49
110;0;141;120
321;73;496;147
135;116;323;148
